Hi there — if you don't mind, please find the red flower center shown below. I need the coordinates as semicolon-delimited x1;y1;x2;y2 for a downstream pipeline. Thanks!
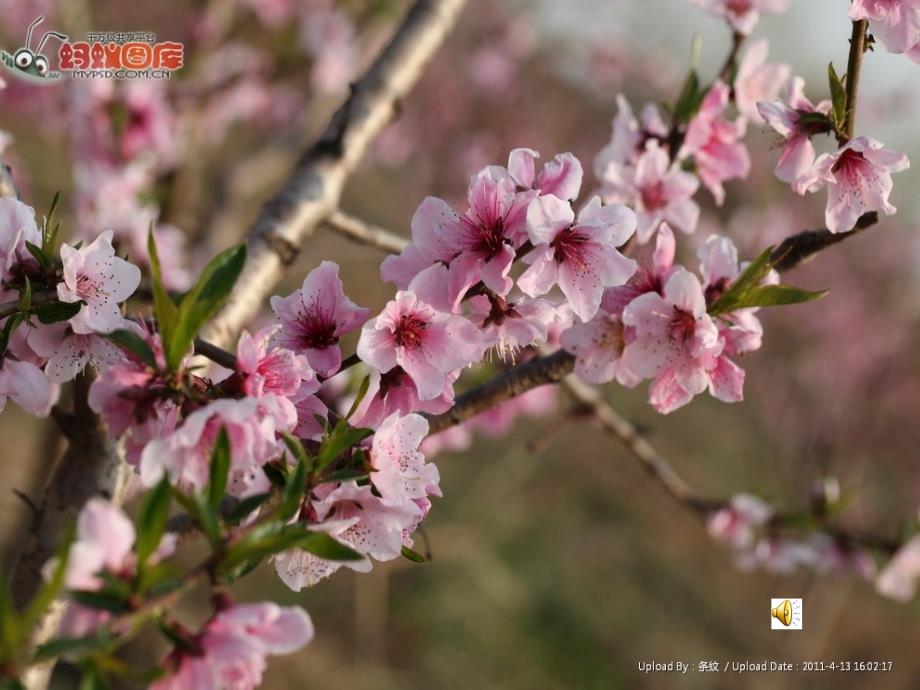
394;313;429;349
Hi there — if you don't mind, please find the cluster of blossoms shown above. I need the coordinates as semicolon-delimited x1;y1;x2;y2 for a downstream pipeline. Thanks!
2;1;920;686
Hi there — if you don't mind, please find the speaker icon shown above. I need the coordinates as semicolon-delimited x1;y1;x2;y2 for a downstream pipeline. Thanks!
770;598;803;630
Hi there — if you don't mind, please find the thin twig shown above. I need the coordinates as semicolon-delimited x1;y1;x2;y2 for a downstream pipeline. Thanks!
326;211;409;254
201;0;468;348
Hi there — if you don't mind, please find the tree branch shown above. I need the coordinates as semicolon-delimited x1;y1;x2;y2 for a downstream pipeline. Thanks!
769;211;877;272
844;19;869;141
326;210;409;254
201;0;468;348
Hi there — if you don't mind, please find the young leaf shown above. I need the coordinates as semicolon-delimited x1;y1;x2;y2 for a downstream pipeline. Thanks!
722;284;828;310
276;453;308;522
24;241;51;270
34;301;82;325
207;429;231;510
828;62;846;128
280;432;313;474
262;462;288;489
314;422;373;473
401;545;426;563
147;230;178;360
172;488;221;550
69;590;131;614
707;247;774;316
135;478;172;566
18;277;31;312
33;632;112;662
0;569;20;660
226;492;272;525
317;469;370;485
104;329;157;369
166;244;246;371
345;375;370;420
298;532;364;562
42;191;61;253
673;69;703;123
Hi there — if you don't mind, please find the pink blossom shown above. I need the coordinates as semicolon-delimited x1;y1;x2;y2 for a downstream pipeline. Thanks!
370;413;441;504
27;322;123;384
707;494;773;550
236;328;314;399
140;396;295;496
440;170;533;304
467;294;555;361
152;603;313;690
0;198;41;299
601;139;700;242
0;351;52;416
692;0;791;35
621;268;726;414
58;499;174;636
876;535;920;601
120;82;178;167
57;230;141;334
519;196;637;322
849;0;920;54
560;291;638;387
357;291;485;401
301;7;356;94
733;39;790;124
505;148;583;201
274;482;420;590
349;367;456;430
270;261;369;378
603;223;677;314
594;95;668;175
680;81;751;206
380;197;459;290
757;77;832;184
795;136;910;233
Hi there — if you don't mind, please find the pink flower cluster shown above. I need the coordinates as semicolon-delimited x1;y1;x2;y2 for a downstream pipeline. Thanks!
0;199;141;416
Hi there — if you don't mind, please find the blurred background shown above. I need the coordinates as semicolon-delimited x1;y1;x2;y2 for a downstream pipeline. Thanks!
2;0;920;687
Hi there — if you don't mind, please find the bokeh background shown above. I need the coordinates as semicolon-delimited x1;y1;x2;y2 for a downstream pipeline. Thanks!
2;0;920;688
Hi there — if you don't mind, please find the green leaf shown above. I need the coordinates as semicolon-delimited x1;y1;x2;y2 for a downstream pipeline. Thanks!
280;432;313;474
24;241;51;270
315;421;373;473
172;488;221;550
207;429;231;510
104;329;157;368
276;453;308;522
828;61;846;128
147;230;178;361
724;284;828;311
33;632;112;662
299;532;364;562
262;462;288;489
42;191;61;254
135;478;172;567
77;660;110;690
18;278;31;312
673;69;704;123
345;375;370;420
226;492;271;525
69;590;131;614
33;301;82;325
166;244;246;371
707;247;774;316
0;314;23;355
135;562;183;596
221;524;363;571
317;469;370;484
401;546;426;563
